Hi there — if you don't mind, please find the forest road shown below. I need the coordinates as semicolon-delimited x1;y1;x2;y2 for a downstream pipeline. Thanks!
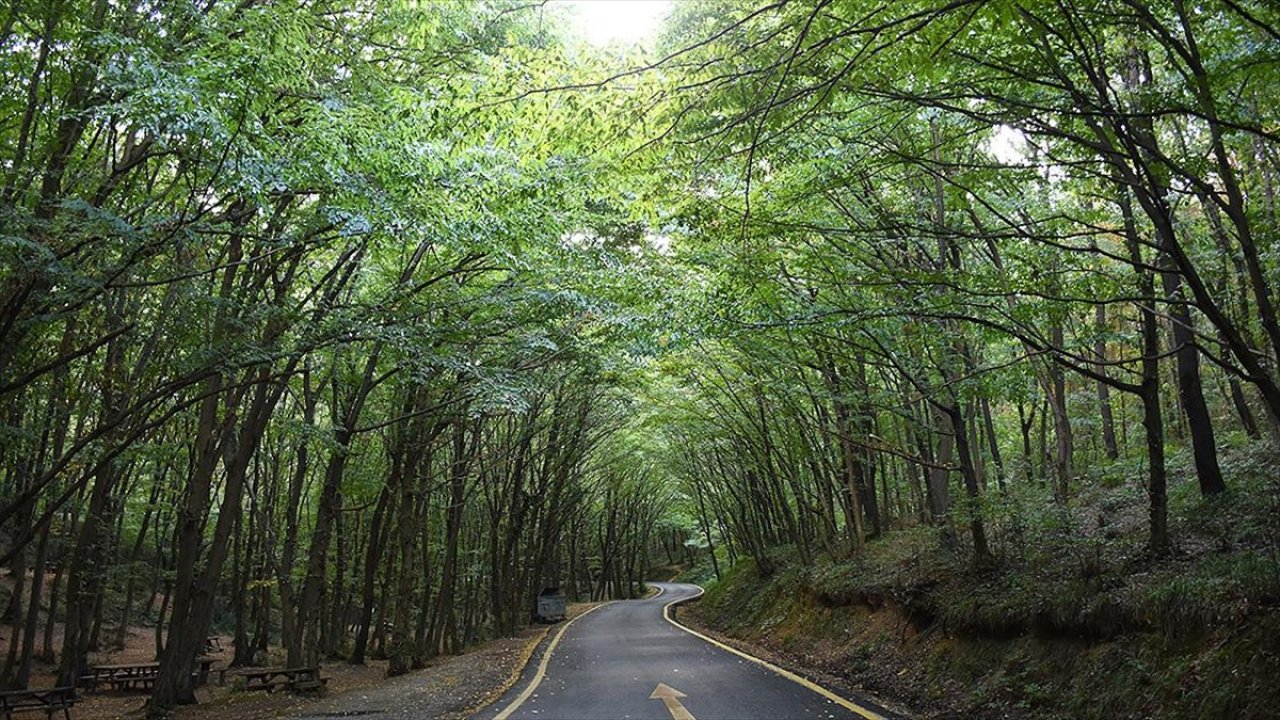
476;581;897;720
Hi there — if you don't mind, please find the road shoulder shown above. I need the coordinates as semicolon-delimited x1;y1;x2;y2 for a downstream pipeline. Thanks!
475;601;615;720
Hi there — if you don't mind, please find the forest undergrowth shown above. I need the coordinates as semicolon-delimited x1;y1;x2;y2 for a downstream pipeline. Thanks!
683;441;1280;719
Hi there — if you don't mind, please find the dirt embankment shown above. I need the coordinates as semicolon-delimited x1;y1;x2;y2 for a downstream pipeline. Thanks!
678;443;1280;719
677;463;1280;720
681;560;1280;719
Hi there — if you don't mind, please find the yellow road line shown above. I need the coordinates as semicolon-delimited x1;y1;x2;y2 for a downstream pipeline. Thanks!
661;586;886;720
492;601;614;720
461;624;552;718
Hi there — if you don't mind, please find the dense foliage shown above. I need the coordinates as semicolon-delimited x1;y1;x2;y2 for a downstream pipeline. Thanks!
0;0;672;712
653;0;1280;571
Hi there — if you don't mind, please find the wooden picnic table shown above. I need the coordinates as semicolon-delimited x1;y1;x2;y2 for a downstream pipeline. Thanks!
80;657;217;693
0;686;79;719
233;666;326;694
191;656;217;687
79;662;156;692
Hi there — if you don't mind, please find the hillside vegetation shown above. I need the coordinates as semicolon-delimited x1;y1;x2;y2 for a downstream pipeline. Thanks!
685;442;1280;718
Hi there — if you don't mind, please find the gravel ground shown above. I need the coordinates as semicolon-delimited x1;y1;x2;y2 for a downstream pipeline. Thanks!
280;603;603;720
69;627;551;720
285;629;548;720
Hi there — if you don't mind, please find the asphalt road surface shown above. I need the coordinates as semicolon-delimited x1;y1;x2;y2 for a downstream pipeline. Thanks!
478;582;895;720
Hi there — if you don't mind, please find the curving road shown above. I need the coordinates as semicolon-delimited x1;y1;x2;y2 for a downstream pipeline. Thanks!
478;582;895;720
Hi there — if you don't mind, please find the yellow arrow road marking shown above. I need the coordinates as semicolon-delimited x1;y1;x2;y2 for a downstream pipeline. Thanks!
650;682;695;720
661;586;887;720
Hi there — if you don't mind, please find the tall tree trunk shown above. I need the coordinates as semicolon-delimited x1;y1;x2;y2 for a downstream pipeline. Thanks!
1047;321;1073;502
14;517;50;688
1122;42;1223;495
149;372;281;714
57;304;128;685
1159;263;1225;495
294;348;384;666
1122;190;1171;555
350;487;391;665
693;476;721;581
947;405;992;567
1095;304;1121;461
279;366;315;668
980;398;1006;493
428;419;471;657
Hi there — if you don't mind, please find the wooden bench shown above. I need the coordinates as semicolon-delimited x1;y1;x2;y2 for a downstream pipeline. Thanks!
80;657;217;693
0;687;79;719
233;666;327;694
